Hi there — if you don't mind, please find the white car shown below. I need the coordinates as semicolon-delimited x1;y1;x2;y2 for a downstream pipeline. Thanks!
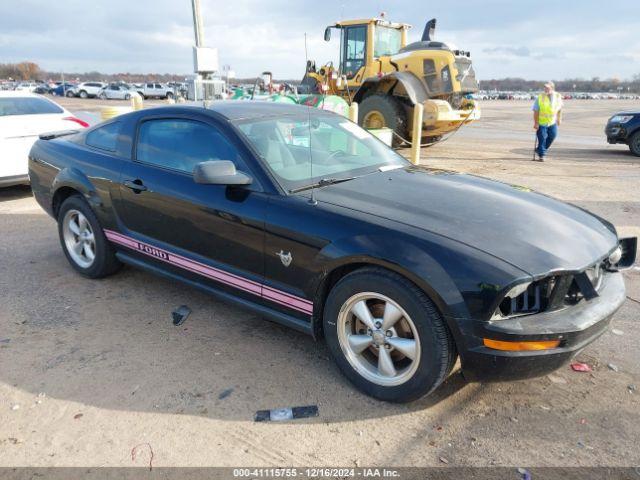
97;84;136;100
68;82;107;98
15;82;38;93
0;92;89;187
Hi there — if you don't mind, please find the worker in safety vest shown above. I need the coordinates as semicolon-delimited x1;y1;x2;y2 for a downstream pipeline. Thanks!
532;81;563;162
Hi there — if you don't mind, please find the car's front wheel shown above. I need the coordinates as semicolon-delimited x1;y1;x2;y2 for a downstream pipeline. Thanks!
58;195;122;278
79;90;88;99
323;268;456;402
629;131;640;157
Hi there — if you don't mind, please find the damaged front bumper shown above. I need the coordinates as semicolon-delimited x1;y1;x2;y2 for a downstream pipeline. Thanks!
461;271;627;382
605;123;629;144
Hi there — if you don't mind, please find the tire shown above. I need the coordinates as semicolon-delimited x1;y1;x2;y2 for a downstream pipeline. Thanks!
629;131;640;157
79;90;88;99
98;93;107;100
66;90;75;98
358;94;407;148
166;91;174;100
124;93;131;100
323;267;456;402
57;195;122;278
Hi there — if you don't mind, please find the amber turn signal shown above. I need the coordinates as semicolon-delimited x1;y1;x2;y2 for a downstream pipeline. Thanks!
483;338;561;351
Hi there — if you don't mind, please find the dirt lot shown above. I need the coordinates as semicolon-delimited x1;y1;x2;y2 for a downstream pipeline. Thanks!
0;100;639;468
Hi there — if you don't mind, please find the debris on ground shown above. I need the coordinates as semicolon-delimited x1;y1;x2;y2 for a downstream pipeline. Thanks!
218;388;233;400
10;404;20;411
131;442;154;471
611;329;624;336
580;418;587;425
439;456;449;464
570;362;592;372
35;393;46;405
540;405;551;411
0;338;10;343
548;374;567;384
517;468;532;480
510;417;518;423
254;405;319;422
171;305;191;326
628;384;637;394
73;413;83;419
608;363;619;372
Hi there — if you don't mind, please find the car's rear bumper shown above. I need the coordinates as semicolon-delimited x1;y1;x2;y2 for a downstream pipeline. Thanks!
460;271;626;382
0;174;29;188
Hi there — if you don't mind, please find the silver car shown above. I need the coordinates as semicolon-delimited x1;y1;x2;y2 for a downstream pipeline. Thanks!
97;84;135;100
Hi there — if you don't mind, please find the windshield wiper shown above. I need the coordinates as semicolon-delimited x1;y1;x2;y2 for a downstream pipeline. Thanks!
289;176;357;194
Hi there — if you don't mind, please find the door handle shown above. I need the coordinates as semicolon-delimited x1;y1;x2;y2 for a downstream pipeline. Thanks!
123;179;147;193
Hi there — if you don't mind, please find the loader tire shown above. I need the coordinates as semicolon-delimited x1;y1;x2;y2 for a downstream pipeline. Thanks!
359;94;407;148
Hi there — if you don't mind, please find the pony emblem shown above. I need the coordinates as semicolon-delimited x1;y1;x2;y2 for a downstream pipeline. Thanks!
276;250;292;267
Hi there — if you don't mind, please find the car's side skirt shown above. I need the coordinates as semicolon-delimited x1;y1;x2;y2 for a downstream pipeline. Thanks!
103;229;314;316
116;252;314;335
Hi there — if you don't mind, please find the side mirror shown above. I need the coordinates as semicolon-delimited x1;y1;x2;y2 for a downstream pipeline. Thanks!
324;27;332;42
193;160;252;186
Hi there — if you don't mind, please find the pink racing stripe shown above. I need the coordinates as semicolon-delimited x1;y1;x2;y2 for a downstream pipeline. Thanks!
104;229;313;315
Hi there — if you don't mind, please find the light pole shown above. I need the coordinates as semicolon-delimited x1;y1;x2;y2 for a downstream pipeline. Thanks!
191;0;205;48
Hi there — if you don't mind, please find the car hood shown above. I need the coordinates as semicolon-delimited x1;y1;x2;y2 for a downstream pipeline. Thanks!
315;166;618;276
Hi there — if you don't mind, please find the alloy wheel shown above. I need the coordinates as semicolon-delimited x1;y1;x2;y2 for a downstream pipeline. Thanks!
62;209;96;268
337;292;421;386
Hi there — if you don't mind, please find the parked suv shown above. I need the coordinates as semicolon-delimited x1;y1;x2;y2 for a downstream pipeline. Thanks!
68;82;107;99
137;83;174;100
606;112;640;156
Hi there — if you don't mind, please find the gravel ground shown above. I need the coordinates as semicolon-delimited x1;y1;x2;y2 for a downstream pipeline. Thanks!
0;99;638;468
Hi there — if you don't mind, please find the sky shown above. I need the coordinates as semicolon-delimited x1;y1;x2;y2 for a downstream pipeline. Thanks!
1;0;639;81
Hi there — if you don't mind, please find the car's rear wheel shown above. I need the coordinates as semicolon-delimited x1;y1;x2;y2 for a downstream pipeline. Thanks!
629;131;640;157
79;90;88;99
58;195;121;278
65;90;75;97
323;267;456;402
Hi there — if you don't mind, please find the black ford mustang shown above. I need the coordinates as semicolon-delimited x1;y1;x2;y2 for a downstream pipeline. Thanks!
29;102;636;402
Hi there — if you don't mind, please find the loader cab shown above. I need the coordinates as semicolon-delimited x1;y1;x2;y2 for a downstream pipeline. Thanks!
325;18;410;82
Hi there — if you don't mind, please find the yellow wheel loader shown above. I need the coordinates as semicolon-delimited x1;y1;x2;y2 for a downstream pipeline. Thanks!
301;17;480;147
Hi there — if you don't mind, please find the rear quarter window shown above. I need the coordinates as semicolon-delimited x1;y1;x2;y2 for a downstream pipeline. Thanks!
0;97;63;116
85;122;122;152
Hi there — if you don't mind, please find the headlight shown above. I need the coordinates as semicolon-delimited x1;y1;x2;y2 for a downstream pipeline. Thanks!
491;281;539;320
610;115;633;123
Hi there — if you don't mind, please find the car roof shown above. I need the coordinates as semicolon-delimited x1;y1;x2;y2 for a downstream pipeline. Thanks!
0;91;39;98
202;101;333;121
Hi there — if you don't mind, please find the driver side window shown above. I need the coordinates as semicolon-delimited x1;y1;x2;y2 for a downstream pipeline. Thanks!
136;119;243;175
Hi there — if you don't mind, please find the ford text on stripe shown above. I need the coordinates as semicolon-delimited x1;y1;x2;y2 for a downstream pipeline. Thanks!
104;230;313;315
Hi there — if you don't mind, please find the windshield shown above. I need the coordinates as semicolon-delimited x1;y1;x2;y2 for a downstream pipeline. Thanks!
235;112;408;192
374;26;402;57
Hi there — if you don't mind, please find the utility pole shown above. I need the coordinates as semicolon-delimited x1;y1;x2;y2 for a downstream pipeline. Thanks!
191;0;205;48
190;0;218;99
